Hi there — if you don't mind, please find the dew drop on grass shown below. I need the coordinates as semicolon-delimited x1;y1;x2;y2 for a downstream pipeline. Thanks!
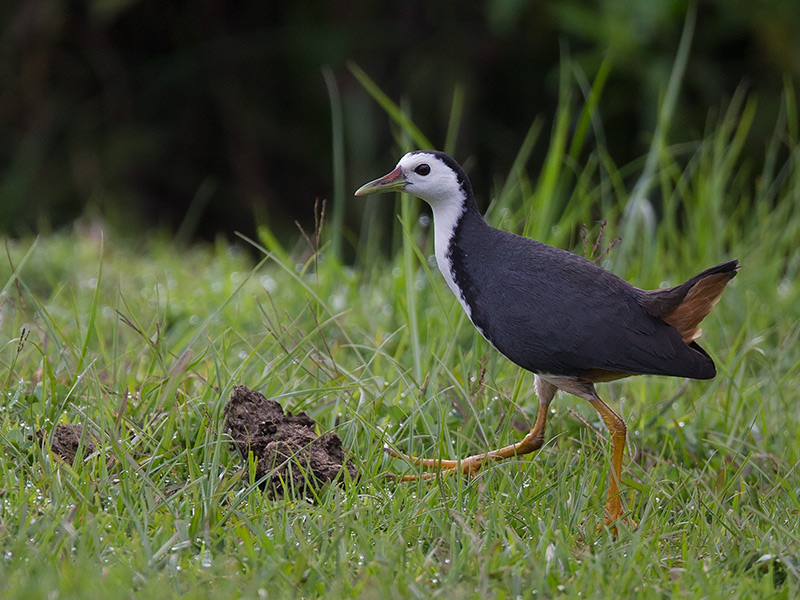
171;540;191;551
260;276;277;292
329;294;346;311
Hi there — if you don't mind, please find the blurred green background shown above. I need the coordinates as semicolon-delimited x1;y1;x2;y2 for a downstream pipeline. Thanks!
1;0;798;244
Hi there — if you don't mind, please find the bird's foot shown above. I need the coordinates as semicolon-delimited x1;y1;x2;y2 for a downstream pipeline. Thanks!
384;446;490;481
598;508;636;535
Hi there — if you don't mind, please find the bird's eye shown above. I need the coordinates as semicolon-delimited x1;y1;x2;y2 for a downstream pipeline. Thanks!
414;164;431;176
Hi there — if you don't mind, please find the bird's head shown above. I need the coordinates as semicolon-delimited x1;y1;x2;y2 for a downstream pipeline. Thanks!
355;150;470;208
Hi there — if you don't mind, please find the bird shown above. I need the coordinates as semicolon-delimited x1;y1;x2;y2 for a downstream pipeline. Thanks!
355;150;738;527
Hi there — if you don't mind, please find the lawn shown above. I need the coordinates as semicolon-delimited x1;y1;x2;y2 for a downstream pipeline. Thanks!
2;80;800;598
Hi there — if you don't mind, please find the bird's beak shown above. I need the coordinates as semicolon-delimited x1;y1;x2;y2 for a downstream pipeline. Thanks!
354;166;406;196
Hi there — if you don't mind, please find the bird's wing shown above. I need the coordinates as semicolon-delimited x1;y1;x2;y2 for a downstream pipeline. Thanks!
461;232;715;380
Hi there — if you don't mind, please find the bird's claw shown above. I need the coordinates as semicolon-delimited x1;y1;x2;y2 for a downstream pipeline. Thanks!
384;446;488;480
599;513;636;535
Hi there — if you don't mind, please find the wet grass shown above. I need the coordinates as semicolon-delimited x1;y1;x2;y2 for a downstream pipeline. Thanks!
2;68;800;598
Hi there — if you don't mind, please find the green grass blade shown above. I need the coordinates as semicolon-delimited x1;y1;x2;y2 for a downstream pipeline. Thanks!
527;57;572;241
76;235;103;374
444;84;466;156
323;66;347;262
1;236;38;297
568;53;612;160
621;4;696;269
348;61;434;149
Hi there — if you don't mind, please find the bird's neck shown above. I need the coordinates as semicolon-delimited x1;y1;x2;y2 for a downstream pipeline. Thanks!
430;189;485;308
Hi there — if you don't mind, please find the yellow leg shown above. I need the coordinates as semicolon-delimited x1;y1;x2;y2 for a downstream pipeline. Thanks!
588;395;628;526
388;378;556;480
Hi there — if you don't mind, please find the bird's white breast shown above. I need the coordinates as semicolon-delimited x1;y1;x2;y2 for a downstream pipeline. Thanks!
430;200;472;319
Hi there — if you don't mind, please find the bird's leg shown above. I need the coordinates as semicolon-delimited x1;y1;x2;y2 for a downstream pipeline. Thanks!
388;377;557;480
587;394;629;526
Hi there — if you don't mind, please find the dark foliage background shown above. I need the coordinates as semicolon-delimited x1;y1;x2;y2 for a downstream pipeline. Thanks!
1;0;798;243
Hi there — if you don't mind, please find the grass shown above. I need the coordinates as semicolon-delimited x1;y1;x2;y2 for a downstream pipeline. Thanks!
2;70;800;598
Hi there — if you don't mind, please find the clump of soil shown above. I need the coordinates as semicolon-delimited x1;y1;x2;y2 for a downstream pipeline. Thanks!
224;385;357;497
36;424;97;463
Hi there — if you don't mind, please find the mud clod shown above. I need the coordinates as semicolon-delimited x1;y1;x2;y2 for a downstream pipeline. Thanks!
225;385;357;497
36;424;97;463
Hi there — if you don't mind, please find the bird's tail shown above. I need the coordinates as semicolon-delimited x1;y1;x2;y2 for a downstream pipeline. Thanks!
641;260;740;344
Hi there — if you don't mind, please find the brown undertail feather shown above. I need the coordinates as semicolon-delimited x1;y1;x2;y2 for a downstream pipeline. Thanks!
641;260;740;344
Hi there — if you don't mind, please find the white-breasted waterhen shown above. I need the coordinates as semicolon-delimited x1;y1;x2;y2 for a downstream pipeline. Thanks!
355;150;739;526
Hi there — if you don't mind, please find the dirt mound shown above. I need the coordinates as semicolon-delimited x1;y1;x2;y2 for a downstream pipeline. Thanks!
224;385;357;497
36;424;97;463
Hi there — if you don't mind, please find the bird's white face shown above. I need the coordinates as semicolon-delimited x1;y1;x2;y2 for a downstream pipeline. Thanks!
395;152;462;206
355;150;474;316
355;151;465;209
